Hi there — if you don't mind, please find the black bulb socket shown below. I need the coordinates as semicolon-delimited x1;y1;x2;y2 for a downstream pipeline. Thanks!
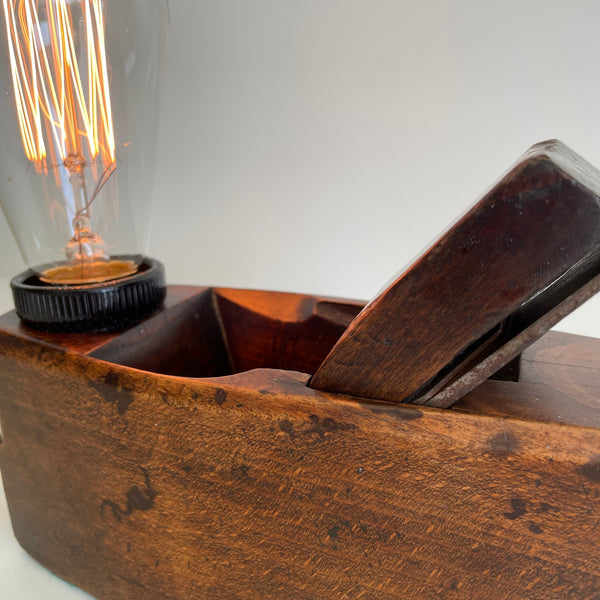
10;256;166;333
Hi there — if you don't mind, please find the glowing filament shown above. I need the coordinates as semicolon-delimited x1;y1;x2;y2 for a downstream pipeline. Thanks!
2;0;115;172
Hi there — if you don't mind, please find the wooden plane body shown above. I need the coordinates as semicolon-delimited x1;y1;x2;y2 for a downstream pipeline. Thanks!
0;286;599;600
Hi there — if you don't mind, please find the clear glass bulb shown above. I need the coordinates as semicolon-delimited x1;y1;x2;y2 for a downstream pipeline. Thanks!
0;0;168;284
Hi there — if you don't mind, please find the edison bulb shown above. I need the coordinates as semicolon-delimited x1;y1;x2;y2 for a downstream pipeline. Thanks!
0;0;167;284
0;0;168;332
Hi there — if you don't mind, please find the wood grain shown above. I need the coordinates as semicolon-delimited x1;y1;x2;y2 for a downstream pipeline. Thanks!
311;139;600;406
454;331;600;428
90;287;232;378
1;287;600;599
214;287;362;375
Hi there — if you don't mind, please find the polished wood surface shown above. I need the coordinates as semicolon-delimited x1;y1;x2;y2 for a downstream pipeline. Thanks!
1;286;600;599
311;140;600;407
214;288;362;375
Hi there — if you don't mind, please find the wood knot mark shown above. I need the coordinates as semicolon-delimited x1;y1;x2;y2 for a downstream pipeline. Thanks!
101;468;157;523
89;372;134;416
580;457;600;483
504;497;526;520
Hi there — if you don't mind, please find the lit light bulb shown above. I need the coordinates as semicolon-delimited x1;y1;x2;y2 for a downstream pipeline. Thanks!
0;0;168;331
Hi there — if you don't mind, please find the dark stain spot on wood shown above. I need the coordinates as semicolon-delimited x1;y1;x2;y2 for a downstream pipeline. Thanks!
539;502;555;514
322;417;339;431
89;372;134;416
488;431;520;454
504;498;526;520
231;464;251;481
368;404;423;421
529;522;543;534
278;419;296;438
117;573;145;588
214;389;227;406
328;520;350;540
101;468;157;523
182;464;192;473
460;235;478;254
328;524;340;539
308;414;356;437
580;457;600;483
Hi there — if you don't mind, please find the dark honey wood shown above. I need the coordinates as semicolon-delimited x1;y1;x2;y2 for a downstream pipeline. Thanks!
90;286;233;378
214;288;362;374
311;139;600;407
1;287;600;600
0;286;361;379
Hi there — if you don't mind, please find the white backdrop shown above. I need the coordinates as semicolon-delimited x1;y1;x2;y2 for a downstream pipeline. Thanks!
1;1;600;597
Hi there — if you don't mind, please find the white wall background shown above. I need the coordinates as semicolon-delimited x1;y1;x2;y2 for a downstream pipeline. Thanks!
2;0;600;332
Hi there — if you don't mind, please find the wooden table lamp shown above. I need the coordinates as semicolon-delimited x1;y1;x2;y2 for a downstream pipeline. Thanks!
1;139;600;599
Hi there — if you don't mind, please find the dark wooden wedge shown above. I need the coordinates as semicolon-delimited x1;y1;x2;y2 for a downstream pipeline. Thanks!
311;140;600;407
